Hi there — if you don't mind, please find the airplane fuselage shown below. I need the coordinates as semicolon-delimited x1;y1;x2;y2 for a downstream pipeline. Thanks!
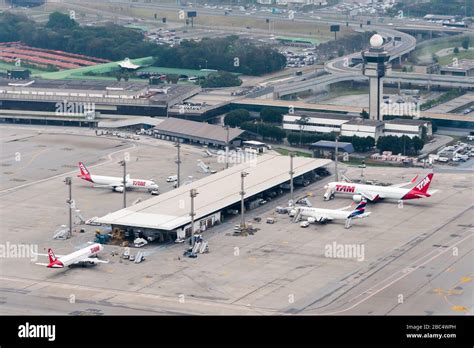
326;182;431;201
298;207;370;221
81;174;158;191
49;244;103;268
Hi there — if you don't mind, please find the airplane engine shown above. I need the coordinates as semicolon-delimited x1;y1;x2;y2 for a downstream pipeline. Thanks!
352;194;363;202
307;217;316;224
318;217;328;224
114;186;124;193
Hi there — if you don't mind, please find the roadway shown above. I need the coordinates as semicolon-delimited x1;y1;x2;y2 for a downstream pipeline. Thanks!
274;26;474;98
232;99;474;124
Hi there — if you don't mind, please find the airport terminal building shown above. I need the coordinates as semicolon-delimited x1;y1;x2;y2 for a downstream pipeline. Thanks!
96;154;332;242
0;78;200;123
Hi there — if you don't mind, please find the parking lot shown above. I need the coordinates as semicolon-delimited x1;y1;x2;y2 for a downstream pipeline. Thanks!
0;125;472;315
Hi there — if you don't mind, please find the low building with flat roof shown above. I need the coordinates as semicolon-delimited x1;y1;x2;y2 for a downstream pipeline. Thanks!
310;140;354;159
340;119;384;140
0;78;200;117
384;118;432;138
153;117;245;147
440;59;474;77
283;111;354;134
96;154;332;242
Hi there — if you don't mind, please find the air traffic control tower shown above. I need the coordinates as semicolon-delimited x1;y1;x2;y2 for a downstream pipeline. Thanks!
362;34;391;121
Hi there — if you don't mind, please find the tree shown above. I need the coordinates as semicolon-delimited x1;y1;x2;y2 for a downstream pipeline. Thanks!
224;109;251;128
241;122;285;142
260;108;283;124
46;12;77;29
412;137;424;153
462;37;470;50
200;71;241;88
360;109;369;119
166;74;179;84
153;36;286;76
453;47;460;54
339;135;374;152
376;135;424;156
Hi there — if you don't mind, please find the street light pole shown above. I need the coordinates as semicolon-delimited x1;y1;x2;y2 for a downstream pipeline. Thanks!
119;160;127;208
65;177;72;237
223;125;230;169
175;142;181;188
289;152;295;205
190;188;198;246
335;135;339;182
240;171;249;230
359;160;366;181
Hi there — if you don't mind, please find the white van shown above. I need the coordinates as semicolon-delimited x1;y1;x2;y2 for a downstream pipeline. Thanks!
166;175;178;182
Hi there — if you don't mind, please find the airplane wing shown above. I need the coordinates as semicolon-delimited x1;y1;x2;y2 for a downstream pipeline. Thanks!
359;192;380;202
337;202;355;211
93;184;118;188
35;262;50;267
33;252;65;258
390;175;419;188
77;258;109;264
93;183;125;190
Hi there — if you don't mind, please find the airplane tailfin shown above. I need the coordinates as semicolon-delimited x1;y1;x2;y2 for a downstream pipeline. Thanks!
413;173;434;194
47;248;57;263
348;201;367;218
78;162;92;180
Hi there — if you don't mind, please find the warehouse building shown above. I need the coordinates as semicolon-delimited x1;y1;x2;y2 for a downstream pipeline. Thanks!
152;118;245;147
96;154;332;242
311;140;354;159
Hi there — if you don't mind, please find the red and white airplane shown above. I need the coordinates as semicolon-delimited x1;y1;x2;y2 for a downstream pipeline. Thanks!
35;243;108;268
78;162;159;193
324;173;437;202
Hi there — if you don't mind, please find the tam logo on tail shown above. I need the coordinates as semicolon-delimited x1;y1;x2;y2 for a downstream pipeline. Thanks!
78;162;89;176
78;162;92;181
48;248;57;263
414;173;433;193
402;173;434;200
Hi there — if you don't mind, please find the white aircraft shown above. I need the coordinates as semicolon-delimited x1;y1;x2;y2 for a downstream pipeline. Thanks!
77;162;159;193
34;243;108;268
293;201;371;227
323;173;437;202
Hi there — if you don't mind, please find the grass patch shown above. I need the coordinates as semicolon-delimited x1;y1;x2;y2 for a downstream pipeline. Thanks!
438;50;474;66
411;35;474;62
0;61;48;75
343;157;404;167
36;57;154;80
275;147;312;157
57;1;349;40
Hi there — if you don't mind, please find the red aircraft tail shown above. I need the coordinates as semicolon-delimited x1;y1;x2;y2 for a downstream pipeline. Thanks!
402;173;434;200
48;248;57;263
78;162;92;181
